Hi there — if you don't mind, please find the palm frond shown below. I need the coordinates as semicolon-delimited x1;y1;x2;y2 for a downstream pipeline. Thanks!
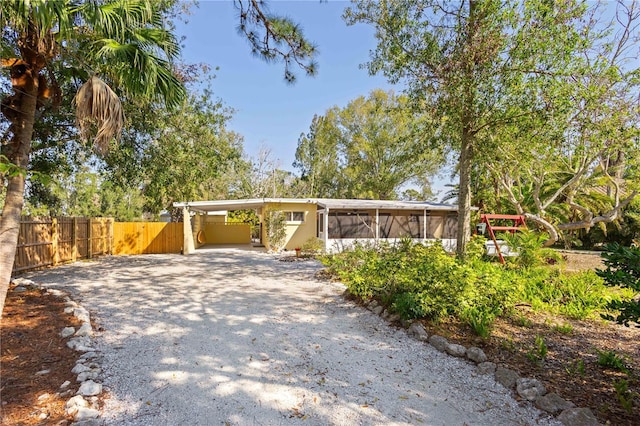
74;75;123;154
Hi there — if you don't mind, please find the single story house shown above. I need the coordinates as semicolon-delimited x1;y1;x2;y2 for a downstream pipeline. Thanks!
173;198;462;254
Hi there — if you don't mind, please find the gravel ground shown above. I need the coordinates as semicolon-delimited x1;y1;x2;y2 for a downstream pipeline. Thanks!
28;248;560;425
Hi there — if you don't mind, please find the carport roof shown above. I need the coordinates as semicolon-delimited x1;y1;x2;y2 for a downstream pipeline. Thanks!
173;198;460;213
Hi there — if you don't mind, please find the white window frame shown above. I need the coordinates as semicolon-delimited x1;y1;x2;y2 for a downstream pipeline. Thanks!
285;211;305;223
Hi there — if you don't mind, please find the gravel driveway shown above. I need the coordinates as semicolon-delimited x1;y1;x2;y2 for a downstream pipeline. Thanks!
29;248;559;425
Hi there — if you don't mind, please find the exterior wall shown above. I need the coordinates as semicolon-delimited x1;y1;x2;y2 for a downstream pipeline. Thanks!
263;202;317;251
326;238;456;254
204;223;251;244
192;213;207;249
205;212;227;223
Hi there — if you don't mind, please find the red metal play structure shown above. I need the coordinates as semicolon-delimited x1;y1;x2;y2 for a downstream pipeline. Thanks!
477;214;527;264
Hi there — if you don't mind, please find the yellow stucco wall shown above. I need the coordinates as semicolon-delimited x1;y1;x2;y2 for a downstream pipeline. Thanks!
204;223;251;244
192;213;207;248
262;202;317;251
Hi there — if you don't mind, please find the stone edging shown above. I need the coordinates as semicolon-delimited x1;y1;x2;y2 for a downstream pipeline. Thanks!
363;298;601;426
11;277;104;426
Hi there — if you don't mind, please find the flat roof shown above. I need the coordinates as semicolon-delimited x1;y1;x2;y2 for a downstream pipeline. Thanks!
173;198;460;213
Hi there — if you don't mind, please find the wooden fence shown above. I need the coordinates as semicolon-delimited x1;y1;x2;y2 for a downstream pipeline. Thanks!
13;217;113;274
112;222;183;255
13;218;184;275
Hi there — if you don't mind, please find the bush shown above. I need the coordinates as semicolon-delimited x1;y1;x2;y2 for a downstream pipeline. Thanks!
597;243;640;327
321;239;633;332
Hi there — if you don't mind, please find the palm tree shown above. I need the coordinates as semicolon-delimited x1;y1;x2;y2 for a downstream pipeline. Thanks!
0;0;185;316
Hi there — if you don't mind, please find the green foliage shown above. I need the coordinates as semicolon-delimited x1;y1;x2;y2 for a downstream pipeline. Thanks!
613;379;635;414
597;243;640;327
499;230;563;268
551;323;573;335
466;235;488;261
526;335;548;365
294;90;442;200
519;268;620;320
324;240;516;326
515;315;533;328
597;350;629;374
227;210;259;226
565;359;585;377
301;237;323;255
460;306;493;339
264;209;286;252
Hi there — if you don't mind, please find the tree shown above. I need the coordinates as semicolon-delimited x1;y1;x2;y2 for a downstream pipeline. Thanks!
0;0;318;315
344;0;590;257
141;91;246;214
481;1;640;247
0;0;186;316
294;89;442;199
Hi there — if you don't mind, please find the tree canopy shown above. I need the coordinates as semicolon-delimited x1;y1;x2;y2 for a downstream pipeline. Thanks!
345;0;639;254
294;89;443;200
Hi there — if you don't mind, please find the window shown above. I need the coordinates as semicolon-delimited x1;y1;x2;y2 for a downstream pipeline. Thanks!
285;211;305;223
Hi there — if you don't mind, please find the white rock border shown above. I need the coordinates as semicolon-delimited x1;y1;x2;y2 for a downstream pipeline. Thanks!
10;277;104;425
362;298;600;426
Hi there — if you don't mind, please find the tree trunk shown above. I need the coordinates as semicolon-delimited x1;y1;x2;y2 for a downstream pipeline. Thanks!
456;127;473;258
0;72;39;318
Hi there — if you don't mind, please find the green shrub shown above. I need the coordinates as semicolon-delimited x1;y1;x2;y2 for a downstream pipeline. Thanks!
527;335;548;365
597;243;640;327
499;230;563;268
597;350;629;374
301;237;324;255
519;269;619;320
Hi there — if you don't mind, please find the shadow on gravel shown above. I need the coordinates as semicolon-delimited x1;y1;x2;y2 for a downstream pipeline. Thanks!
28;251;555;425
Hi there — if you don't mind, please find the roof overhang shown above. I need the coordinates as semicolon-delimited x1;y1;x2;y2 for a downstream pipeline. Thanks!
173;198;469;214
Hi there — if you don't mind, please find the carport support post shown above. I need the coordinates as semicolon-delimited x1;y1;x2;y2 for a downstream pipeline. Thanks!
183;206;196;254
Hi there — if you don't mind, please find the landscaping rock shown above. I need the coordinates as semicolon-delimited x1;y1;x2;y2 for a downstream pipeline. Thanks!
13;286;27;293
495;366;519;389
66;395;88;410
67;337;93;352
535;393;575;414
79;352;100;361
77;381;102;397
477;362;496;375
516;378;546;401
388;313;401;323
35;369;51;376
72;307;91;324
445;343;467;357
371;305;384;315
557;407;599;426
407;322;429;341
77;370;100;382
74;407;100;421
75;323;93;337
60;381;71;390
72;363;91;374
61;327;76;338
466;347;487;364
367;300;379;310
428;335;448;352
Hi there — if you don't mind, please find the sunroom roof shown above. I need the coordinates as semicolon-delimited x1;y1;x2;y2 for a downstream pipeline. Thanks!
173;198;460;213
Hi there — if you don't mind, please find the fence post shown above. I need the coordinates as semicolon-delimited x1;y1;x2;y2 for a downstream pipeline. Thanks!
88;217;93;259
72;217;78;262
51;217;59;266
108;218;113;254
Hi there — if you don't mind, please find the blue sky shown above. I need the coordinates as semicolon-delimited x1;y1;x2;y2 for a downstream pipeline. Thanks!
174;0;395;171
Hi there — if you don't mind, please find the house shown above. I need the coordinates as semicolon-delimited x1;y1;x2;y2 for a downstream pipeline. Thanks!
173;198;462;254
